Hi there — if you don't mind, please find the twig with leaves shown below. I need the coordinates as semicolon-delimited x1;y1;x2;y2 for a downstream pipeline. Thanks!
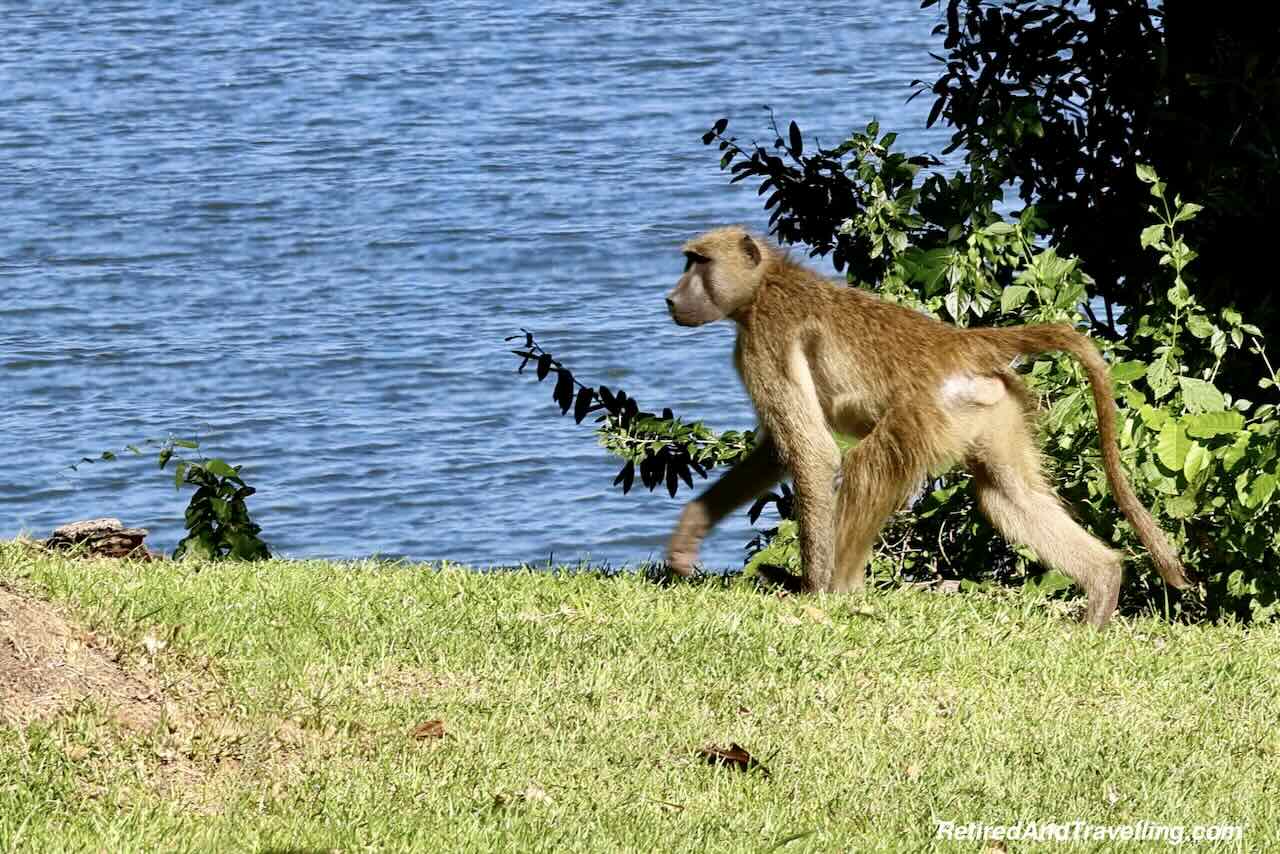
507;330;756;497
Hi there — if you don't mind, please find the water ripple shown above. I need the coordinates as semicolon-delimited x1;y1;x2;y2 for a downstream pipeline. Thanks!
1;0;950;567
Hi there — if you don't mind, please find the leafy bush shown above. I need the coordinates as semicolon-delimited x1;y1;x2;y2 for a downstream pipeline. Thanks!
71;436;270;562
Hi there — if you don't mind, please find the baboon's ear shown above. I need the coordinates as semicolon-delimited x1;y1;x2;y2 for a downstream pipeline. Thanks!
740;234;761;266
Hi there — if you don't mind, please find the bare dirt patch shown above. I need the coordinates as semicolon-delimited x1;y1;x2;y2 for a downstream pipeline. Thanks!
0;583;161;730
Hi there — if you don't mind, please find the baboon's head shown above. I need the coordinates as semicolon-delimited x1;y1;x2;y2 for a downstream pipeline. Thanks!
666;226;766;327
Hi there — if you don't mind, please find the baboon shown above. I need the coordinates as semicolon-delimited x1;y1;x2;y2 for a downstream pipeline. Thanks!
663;226;1190;627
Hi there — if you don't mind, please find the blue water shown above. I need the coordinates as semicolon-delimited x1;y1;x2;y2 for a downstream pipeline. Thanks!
1;1;950;568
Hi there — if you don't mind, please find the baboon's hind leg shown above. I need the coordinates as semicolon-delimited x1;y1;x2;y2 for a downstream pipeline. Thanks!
832;415;928;593
970;403;1122;627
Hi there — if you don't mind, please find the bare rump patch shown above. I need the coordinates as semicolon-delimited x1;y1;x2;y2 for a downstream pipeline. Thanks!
939;373;1006;408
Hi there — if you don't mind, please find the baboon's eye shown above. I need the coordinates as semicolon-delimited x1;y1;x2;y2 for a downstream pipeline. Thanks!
683;252;710;271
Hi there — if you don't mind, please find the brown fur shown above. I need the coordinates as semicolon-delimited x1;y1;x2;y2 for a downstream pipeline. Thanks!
664;226;1189;628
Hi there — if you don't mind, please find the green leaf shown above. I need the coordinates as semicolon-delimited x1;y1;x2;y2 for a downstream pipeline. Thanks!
788;121;802;157
1109;360;1147;383
1135;163;1158;184
573;387;593;424
1121;387;1146;409
1156;421;1191;471
183;534;217;560
1173;202;1203;223
1143;460;1180;495
1235;471;1251;505
1220;435;1249;472
211;497;231;523
1139;223;1165;249
1164;494;1198;519
1000;285;1030;313
984;222;1016;236
1250;473;1277;507
1183;442;1211;481
173;438;199;449
1237;472;1278;508
1185;411;1245;438
1179;377;1225;413
1185;314;1215;339
1146;360;1176;399
203;459;238;479
943;289;960;321
1028;570;1074;596
1138;404;1170;429
1226;569;1252;597
158;448;173;469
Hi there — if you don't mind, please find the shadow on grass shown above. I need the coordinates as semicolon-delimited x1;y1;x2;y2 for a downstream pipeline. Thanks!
199;548;1219;626
514;557;1215;625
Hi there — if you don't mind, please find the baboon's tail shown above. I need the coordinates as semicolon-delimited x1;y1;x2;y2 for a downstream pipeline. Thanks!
983;323;1191;590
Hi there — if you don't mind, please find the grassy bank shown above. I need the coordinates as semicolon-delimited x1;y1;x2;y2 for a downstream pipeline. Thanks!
1;543;1276;852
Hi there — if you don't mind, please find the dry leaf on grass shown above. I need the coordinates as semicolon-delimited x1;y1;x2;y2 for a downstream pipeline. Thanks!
696;742;770;777
801;605;832;626
493;783;553;807
521;784;552;804
141;633;167;656
411;719;446;740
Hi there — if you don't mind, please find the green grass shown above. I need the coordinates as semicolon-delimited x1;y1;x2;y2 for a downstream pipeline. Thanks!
1;542;1276;852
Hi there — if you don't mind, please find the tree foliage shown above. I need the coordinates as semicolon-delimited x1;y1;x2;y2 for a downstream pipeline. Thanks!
920;0;1280;355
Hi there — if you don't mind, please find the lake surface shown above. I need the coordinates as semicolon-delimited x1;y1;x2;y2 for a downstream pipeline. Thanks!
1;1;951;568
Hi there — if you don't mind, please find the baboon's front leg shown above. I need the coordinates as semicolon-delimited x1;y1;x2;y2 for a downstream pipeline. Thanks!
791;458;839;592
667;435;783;576
766;406;842;593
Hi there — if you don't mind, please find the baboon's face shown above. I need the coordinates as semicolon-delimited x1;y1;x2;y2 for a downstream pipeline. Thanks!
666;250;725;327
665;228;763;327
